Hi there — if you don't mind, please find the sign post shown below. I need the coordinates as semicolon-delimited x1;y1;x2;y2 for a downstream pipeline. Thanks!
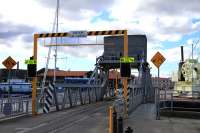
151;51;165;120
151;51;166;78
2;56;17;70
2;56;17;96
122;30;128;118
119;56;134;117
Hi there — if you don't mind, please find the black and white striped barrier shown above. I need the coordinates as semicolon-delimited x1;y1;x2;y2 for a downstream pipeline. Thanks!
127;87;131;113
120;87;131;115
43;83;54;113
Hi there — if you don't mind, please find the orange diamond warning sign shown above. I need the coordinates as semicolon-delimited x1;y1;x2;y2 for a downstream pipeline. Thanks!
151;52;165;68
2;56;16;70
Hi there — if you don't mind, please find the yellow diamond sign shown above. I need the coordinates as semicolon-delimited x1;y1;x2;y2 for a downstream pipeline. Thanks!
151;52;165;68
2;56;17;70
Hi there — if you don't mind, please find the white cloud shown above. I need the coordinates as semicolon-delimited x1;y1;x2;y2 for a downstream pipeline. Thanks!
0;38;32;69
187;39;194;45
1;0;200;75
108;0;200;43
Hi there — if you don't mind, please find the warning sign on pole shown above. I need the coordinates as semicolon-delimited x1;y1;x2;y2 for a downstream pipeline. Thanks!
151;52;165;68
2;56;16;70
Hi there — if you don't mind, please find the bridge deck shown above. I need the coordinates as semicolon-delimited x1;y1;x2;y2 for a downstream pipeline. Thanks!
126;103;200;133
0;103;200;133
0;101;111;133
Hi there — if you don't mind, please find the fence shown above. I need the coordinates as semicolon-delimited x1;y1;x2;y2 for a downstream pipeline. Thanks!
58;86;103;109
40;83;105;112
0;95;31;120
155;89;200;119
127;85;144;114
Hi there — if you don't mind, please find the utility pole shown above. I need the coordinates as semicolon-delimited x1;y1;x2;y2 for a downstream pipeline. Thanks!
54;0;60;84
192;43;194;99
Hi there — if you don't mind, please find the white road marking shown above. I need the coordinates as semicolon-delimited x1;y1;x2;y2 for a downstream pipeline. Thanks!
16;123;47;133
16;128;30;131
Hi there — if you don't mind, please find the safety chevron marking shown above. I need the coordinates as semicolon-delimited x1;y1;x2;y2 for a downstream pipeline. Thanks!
43;83;54;113
36;30;125;38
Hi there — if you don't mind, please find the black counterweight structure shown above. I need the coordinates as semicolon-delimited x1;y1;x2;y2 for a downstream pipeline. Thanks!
104;35;147;61
100;35;147;69
178;46;185;81
181;46;184;62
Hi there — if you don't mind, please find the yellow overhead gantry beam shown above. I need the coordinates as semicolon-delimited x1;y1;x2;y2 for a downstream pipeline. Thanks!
32;30;128;116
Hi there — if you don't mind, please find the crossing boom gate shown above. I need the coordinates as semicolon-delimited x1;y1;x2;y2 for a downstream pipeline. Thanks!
32;30;128;116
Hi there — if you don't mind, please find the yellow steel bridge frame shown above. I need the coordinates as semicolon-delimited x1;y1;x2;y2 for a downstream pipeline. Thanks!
32;30;128;116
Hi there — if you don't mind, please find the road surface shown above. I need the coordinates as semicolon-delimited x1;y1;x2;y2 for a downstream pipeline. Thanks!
1;102;200;133
0;101;111;133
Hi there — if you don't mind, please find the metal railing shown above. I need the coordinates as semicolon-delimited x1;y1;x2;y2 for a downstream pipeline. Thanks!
159;90;200;103
128;86;144;114
0;95;31;120
39;83;105;112
155;89;200;119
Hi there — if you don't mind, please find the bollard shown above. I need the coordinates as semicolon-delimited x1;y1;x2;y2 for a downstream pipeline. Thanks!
109;106;113;133
125;127;133;133
117;116;123;133
113;110;117;133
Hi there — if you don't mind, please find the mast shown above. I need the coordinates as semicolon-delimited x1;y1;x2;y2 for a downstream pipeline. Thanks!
54;0;60;84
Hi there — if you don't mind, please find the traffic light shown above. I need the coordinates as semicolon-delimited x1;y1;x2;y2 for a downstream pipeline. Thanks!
27;64;36;77
120;63;131;77
27;56;37;77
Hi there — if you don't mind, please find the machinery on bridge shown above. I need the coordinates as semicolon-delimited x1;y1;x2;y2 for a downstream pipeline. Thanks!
173;46;200;96
181;59;200;82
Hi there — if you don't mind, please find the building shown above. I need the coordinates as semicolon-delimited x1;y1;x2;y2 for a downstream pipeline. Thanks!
37;68;89;83
0;69;28;82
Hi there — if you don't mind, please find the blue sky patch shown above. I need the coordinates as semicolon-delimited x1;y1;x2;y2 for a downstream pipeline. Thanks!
91;10;116;23
192;18;200;24
161;30;200;50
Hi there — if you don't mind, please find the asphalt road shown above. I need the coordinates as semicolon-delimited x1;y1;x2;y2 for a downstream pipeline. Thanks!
1;102;200;133
0;101;112;133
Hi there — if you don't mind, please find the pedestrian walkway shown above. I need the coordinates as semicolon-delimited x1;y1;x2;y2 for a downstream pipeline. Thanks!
126;103;200;133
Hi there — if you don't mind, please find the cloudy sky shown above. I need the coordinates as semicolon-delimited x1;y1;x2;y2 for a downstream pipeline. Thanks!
0;0;200;77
